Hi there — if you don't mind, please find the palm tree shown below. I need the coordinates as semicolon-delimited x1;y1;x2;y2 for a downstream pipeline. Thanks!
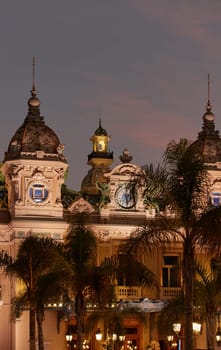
91;253;158;350
64;215;105;350
64;212;159;350
0;236;69;350
194;259;221;350
86;303;146;350
158;258;221;350
101;253;158;290
121;138;221;350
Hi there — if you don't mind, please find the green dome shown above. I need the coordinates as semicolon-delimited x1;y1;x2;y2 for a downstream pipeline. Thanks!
94;118;107;136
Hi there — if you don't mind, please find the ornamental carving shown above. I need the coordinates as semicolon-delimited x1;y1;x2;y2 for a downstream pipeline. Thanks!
68;197;95;214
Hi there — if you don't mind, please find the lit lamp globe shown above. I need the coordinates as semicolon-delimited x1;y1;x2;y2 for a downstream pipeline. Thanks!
65;332;73;343
119;335;125;342
112;334;117;341
173;323;181;335
216;328;221;346
167;335;174;343
95;328;102;341
192;322;201;335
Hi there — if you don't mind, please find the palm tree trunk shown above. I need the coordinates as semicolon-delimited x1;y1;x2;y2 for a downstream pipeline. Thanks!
75;292;85;350
36;307;44;350
29;307;36;350
183;238;194;350
206;312;216;350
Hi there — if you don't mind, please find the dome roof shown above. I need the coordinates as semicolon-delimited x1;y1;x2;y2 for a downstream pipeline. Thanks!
94;118;107;136
4;87;66;162
189;100;221;165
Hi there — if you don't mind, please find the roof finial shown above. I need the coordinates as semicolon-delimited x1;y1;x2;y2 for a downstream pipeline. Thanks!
99;105;102;127
207;73;212;112
119;148;133;163
27;56;40;111
202;73;215;123
32;56;36;91
208;73;210;101
30;56;37;98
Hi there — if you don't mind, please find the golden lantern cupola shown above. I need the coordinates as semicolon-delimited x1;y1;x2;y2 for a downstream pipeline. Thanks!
90;118;109;154
81;118;113;199
88;118;113;166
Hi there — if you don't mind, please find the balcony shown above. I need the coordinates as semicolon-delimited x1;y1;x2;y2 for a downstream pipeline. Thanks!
160;287;182;300
115;286;142;301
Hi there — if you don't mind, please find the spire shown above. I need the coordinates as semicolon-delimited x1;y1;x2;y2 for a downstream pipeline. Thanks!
27;56;41;117
93;107;107;136
206;73;212;112
99;105;102;128
32;55;36;91
200;73;216;137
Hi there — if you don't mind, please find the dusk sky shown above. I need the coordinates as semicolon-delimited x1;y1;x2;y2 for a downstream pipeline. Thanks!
1;1;221;190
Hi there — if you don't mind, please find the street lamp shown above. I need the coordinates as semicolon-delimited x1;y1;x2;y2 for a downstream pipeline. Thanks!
167;335;174;346
172;324;181;350
216;328;221;347
95;328;102;341
216;313;221;347
96;330;126;350
112;334;117;342
192;322;201;336
119;334;125;343
173;323;181;335
66;326;73;348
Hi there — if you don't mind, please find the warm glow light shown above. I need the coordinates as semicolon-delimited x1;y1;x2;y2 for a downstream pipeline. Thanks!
192;322;201;335
65;325;73;343
65;333;73;343
216;328;221;346
112;333;117;341
95;328;102;341
167;335;174;342
173;323;181;334
119;335;125;342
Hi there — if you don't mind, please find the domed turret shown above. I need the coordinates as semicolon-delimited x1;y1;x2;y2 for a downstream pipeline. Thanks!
89;118;110;155
81;118;113;203
4;85;66;163
189;76;221;165
2;61;68;219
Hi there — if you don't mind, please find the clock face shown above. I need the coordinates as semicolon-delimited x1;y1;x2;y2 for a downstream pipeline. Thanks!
115;184;136;209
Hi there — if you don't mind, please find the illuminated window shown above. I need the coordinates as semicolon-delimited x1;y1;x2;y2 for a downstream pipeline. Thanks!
96;140;105;152
162;255;180;287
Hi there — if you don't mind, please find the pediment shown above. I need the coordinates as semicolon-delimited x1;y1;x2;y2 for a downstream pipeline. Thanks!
105;163;143;178
68;197;95;214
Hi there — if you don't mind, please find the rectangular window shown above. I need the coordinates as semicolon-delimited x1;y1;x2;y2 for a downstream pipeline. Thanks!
211;192;221;207
34;188;44;198
162;255;180;287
